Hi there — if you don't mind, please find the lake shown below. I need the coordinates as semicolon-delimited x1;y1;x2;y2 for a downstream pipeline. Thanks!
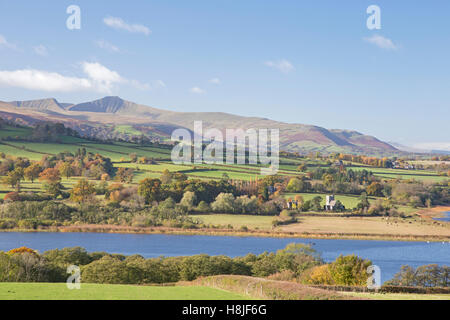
433;211;450;222
0;232;449;283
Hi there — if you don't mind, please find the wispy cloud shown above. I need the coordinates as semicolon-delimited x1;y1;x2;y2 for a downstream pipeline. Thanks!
363;35;398;50
0;62;150;93
209;78;221;85
154;80;166;88
190;87;206;94
264;59;295;74
103;16;151;36
95;40;120;53
413;142;450;152
0;34;18;50
33;44;48;56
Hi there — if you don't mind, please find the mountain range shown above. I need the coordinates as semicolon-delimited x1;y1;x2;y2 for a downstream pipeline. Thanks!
0;96;399;155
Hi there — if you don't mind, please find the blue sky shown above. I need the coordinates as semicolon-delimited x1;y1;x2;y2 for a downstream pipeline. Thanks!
0;0;449;149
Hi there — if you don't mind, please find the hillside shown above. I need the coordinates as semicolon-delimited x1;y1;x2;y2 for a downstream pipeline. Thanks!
0;96;398;155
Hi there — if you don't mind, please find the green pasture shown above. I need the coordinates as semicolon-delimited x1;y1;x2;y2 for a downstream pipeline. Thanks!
283;192;379;209
191;213;275;230
0;283;248;300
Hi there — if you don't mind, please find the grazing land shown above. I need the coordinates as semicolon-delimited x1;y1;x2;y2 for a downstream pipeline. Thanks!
0;122;449;242
0;283;248;300
280;215;450;238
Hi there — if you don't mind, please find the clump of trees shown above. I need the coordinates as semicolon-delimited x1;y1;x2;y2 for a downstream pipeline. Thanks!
0;244;325;284
386;265;449;288
301;254;372;286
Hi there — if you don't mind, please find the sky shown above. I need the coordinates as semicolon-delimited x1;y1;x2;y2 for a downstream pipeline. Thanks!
0;0;449;150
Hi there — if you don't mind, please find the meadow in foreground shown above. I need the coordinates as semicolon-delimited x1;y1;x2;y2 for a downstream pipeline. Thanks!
0;283;249;300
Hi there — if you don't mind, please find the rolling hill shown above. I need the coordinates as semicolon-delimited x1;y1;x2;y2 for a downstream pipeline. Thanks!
0;96;398;155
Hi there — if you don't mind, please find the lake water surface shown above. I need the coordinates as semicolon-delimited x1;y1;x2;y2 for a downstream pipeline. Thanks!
0;232;449;283
433;211;450;222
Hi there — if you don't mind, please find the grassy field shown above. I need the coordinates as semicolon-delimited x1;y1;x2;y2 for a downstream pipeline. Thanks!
283;193;420;215
114;125;143;136
0;125;32;139
1;135;446;182
350;166;448;183
0;177;101;199
190;213;450;238
1;282;447;301
191;214;275;230
0;283;249;300
283;192;376;209
281;216;450;237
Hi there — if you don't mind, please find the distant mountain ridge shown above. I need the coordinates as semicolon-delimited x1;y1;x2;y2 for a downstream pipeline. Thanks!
9;98;70;113
0;96;399;155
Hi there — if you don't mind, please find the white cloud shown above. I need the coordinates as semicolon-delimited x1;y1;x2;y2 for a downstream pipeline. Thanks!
95;40;120;53
0;69;92;92
103;16;151;36
33;44;48;56
0;35;18;50
0;62;150;93
363;35;398;50
209;78;221;84
81;62;124;92
190;87;206;94
264;59;295;74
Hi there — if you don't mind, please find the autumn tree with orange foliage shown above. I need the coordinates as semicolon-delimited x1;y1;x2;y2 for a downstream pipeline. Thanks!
7;246;37;255
39;168;61;183
70;179;96;203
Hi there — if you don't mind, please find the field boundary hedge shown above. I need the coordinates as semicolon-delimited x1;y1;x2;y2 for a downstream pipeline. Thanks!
182;275;362;300
310;285;450;294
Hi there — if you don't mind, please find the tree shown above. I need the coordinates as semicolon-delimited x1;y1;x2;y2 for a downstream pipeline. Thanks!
160;169;172;184
44;182;64;198
286;177;306;193
59;162;73;180
197;201;210;212
39;168;61;183
24;164;42;183
296;163;308;172
138;178;163;204
366;182;383;197
294;195;304;206
386;264;449;288
333;200;345;212
129;153;138;163
328;254;372;286
70;179;96;203
356;192;370;211
310;196;323;211
322;173;334;188
211;193;235;213
180;191;197;211
302;264;334;285
2;167;24;191
116;167;134;183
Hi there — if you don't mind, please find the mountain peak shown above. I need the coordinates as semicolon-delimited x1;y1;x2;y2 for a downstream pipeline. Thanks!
68;96;128;113
8;97;66;113
0;96;399;155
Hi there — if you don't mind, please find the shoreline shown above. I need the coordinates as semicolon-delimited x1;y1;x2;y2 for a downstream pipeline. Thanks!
415;206;450;220
1;224;449;242
1;206;449;242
